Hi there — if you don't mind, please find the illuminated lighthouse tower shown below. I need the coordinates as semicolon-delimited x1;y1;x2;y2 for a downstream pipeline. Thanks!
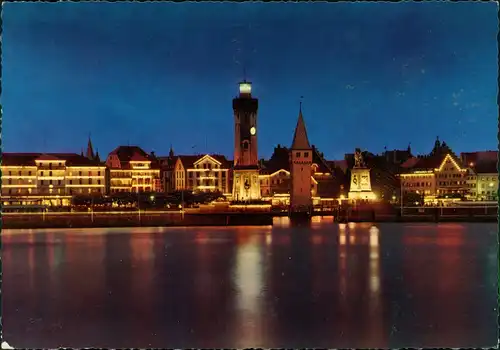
232;81;261;201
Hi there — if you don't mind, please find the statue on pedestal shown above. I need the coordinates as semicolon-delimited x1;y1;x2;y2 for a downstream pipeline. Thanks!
354;148;365;168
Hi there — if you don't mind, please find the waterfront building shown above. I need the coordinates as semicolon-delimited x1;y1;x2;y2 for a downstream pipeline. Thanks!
2;152;106;206
232;81;261;201
163;154;232;195
106;146;161;193
399;139;469;204
289;103;314;214
472;161;497;201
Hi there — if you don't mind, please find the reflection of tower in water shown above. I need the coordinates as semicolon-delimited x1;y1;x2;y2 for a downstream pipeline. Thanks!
232;232;265;347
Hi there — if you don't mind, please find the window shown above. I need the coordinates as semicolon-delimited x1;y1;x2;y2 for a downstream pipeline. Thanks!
41;171;44;176
49;180;53;185
296;152;301;157
29;171;32;176
58;180;61;185
79;179;83;185
49;171;53;176
18;171;21;176
98;171;101;176
97;179;101;185
79;171;82;176
304;152;309;158
69;180;73;184
89;179;93;184
49;163;52;170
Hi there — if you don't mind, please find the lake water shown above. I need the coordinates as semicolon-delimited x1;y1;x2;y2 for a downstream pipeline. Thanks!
2;217;498;348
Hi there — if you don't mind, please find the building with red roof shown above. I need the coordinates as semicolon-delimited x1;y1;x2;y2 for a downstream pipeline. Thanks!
105;146;161;193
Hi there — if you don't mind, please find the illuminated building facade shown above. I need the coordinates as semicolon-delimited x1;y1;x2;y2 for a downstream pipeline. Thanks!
165;154;232;194
106;146;161;193
471;162;497;201
400;145;469;203
435;153;468;196
232;81;261;201
289;103;313;213
2;153;106;206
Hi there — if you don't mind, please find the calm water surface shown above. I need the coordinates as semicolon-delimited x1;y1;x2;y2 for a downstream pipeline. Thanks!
2;217;498;348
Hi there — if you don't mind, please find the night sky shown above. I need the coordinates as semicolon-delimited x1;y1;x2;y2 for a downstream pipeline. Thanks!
3;2;498;160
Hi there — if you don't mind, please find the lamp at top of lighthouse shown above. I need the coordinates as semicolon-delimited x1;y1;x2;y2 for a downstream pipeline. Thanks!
239;82;252;96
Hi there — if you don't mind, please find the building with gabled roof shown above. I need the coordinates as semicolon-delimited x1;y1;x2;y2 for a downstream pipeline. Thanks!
106;146;161;193
163;153;232;195
399;141;470;204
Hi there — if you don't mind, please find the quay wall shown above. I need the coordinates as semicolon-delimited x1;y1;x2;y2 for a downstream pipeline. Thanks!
2;211;274;229
2;205;497;229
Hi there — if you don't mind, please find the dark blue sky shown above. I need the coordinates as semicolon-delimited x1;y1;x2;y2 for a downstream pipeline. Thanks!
3;2;498;160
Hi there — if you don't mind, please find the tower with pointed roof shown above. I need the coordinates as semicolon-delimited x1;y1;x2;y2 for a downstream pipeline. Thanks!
86;134;95;160
232;80;261;201
289;101;313;215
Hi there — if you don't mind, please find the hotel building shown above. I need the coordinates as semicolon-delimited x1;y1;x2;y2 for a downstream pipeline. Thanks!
106;146;161;193
2;152;107;206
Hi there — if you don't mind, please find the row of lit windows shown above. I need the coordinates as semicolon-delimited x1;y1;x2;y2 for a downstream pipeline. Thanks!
437;173;464;179
3;188;102;195
5;179;102;185
438;181;466;186
194;163;222;170
403;182;433;187
4;170;103;176
478;177;497;182
189;180;221;187
187;171;227;179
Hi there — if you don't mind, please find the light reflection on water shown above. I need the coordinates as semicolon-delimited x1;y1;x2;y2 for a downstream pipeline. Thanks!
1;222;498;349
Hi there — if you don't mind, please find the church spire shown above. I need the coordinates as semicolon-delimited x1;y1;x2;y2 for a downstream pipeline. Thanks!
169;144;175;158
86;134;95;160
291;99;311;150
